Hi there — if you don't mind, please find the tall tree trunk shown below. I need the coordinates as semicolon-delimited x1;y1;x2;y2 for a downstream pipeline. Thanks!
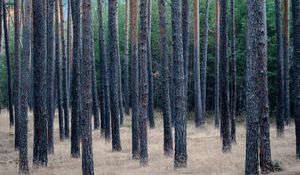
275;0;285;137
81;0;94;174
172;0;187;168
139;0;149;166
55;0;64;141
3;0;14;127
19;0;31;173
147;0;154;128
130;0;139;159
98;0;111;140
92;48;100;129
230;0;236;143
59;0;70;138
108;0;122;152
70;0;81;158
46;0;55;154
182;0;189;112
124;0;129;115
158;0;173;156
291;0;300;160
283;0;291;125
14;0;20;150
214;0;220;128
32;0;48;166
194;0;203;127
67;0;71;100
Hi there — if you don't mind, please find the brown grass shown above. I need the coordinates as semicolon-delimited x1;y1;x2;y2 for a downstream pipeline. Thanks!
0;110;299;175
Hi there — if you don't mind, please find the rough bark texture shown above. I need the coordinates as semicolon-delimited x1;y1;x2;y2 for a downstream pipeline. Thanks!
108;0;122;152
67;0;71;99
130;0;140;159
220;0;231;152
92;49;100;130
172;0;187;168
71;0;81;158
32;0;48;166
182;0;189;112
81;0;95;174
275;0;285;137
59;0;70;138
147;0;155;129
46;0;55;154
194;0;203;127
214;0;220;128
3;0;14;127
291;0;300;160
158;0;173;156
55;0;64;141
19;0;31;172
124;0;129;115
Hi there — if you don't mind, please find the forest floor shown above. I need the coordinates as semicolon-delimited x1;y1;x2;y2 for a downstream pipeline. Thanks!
0;110;299;175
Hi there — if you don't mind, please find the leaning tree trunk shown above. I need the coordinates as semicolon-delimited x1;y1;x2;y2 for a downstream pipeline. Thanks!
124;0;129;115
275;0;285;137
108;0;122;152
32;0;48;166
59;0;70;138
19;0;31;173
214;0;220;128
3;0;14;127
291;0;300;160
130;0;140;159
172;0;187;168
158;0;173;156
81;0;95;174
70;0;81;158
182;0;189;112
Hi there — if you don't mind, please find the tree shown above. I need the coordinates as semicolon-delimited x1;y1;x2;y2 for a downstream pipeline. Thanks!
158;0;173;156
14;0;21;150
32;0;48;166
81;0;95;174
59;0;70;138
130;0;140;159
67;0;71;97
214;0;220;128
71;0;81;158
147;0;155;128
182;0;189;110
124;0;129;115
108;0;122;151
220;0;231;152
92;48;100;129
19;0;31;173
172;0;187;168
55;0;64;141
3;0;14;127
291;0;300;160
283;0;291;125
139;0;149;165
275;0;285;137
46;0;55;154
194;0;203;127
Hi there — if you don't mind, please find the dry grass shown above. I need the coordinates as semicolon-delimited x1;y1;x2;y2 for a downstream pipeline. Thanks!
0;110;299;175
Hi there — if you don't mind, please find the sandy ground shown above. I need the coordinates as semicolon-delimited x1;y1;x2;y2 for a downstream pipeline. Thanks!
0;110;299;175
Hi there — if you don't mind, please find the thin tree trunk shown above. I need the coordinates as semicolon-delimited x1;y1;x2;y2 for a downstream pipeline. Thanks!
182;0;189;113
124;0;129;115
67;0;71;101
92;48;100;129
214;0;220;128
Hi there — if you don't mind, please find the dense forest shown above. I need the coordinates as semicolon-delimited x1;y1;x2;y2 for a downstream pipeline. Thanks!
0;0;299;174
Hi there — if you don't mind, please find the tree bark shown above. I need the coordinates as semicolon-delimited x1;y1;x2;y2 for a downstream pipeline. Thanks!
124;0;129;115
182;0;189;112
214;0;220;128
92;48;100;129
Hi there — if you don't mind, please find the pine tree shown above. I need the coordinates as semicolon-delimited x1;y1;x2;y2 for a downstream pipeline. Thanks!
214;0;220;128
182;0;189;111
124;0;130;115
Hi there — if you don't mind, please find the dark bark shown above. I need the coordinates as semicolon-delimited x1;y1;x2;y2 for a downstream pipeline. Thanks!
118;42;124;127
47;0;55;154
124;0;129;115
19;0;31;173
71;0;81;158
172;0;187;168
291;0;300;160
214;0;220;128
3;0;14;127
55;0;64;140
59;0;70;138
108;0;122;151
32;0;48;166
130;0;139;159
275;0;285;137
67;0;71;100
92;50;100;130
158;0;173;156
81;0;94;174
182;0;189;111
139;0;149;166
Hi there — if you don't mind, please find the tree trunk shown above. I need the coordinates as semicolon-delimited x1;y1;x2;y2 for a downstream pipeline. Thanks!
214;0;220;128
32;0;48;166
130;0;140;159
81;0;95;174
67;0;71;101
182;0;189;112
92;48;100;129
124;0;129;115
275;0;285;137
70;0;81;158
172;0;187;168
19;0;31;172
158;0;173;156
108;0;122;152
